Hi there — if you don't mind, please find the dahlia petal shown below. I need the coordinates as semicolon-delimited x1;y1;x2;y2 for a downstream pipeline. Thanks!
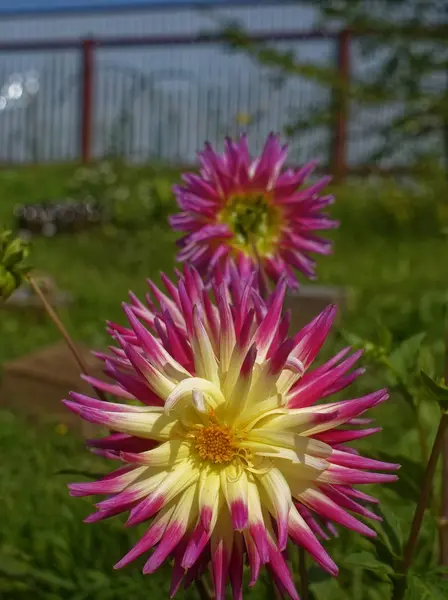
183;550;210;591
254;406;328;434
189;223;233;244
114;503;177;569
267;537;300;600
225;346;256;415
229;534;244;600
246;430;331;459
288;504;338;575
329;449;400;471
274;160;318;197
180;173;220;201
281;232;332;255
320;484;381;522
86;433;155;453
178;280;194;334
80;375;134;400
322;368;366;398
301;389;389;435
123;304;190;380
67;392;155;413
300;488;376;537
95;473;167;513
143;483;197;574
84;503;139;523
169;546;187;598
319;465;399;485
288;350;362;408
254;280;287;360
121;439;190;467
257;467;291;550
147;278;183;325
218;291;236;374
255;134;286;176
293;216;339;231
68;465;147;498
127;463;199;526
280;249;316;278
206;244;231;280
169;212;199;230
211;535;232;600
199;468;221;531
191;307;220;386
120;340;176;400
290;305;338;372
182;522;210;569
202;289;220;349
315;427;382;444
103;363;164;406
247;479;269;563
63;403;174;440
221;466;249;531
267;339;296;376
211;511;234;600
162;308;193;367
296;504;330;540
341;487;379;504
164;377;225;414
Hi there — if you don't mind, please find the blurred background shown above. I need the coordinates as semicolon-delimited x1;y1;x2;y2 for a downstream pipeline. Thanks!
0;1;447;599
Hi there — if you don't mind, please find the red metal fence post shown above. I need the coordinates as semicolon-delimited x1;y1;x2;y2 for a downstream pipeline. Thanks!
331;28;351;181
80;39;95;163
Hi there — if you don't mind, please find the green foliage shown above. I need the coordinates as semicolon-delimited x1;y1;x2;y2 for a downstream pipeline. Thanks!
330;168;448;238
420;371;448;412
68;160;176;230
0;230;31;300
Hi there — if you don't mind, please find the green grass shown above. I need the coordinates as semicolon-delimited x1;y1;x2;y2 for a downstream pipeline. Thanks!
0;164;446;599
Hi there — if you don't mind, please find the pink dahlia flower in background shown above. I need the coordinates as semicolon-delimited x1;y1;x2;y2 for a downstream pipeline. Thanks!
65;266;398;600
170;134;338;290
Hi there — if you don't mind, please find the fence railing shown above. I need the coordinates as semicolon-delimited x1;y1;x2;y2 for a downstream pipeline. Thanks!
0;25;445;177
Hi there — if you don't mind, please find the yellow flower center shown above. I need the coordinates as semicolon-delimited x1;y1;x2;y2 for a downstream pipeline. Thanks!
219;192;282;256
193;423;236;464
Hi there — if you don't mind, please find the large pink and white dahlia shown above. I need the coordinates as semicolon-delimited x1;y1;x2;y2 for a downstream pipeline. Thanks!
65;267;398;600
170;134;338;290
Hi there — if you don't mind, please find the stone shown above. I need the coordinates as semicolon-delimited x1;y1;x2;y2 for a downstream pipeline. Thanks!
0;341;107;437
284;284;347;334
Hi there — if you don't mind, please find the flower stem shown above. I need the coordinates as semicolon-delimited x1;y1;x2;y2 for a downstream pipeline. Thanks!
440;328;448;566
27;275;108;403
250;240;270;299
298;547;309;600
393;413;448;599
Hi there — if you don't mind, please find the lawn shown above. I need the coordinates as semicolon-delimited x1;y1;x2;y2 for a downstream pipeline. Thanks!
0;163;446;599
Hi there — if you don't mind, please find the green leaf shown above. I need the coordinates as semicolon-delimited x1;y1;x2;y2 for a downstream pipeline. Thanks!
420;371;448;411
342;551;394;576
389;332;426;378
406;570;448;599
309;573;349;599
377;321;393;353
373;452;424;503
29;568;76;591
378;505;404;556
364;503;404;564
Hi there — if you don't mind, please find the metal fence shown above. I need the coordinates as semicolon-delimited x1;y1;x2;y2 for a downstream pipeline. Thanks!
0;4;445;177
